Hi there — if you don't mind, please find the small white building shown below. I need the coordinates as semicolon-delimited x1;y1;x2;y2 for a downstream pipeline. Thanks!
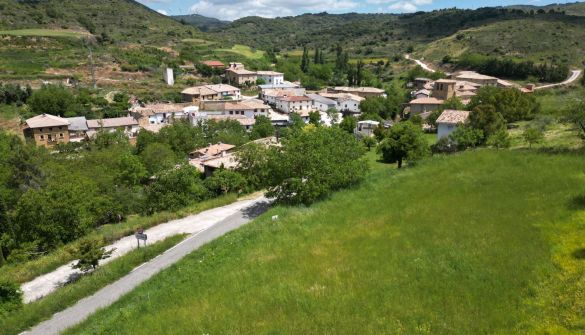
436;110;470;139
319;93;364;115
163;68;174;86
355;120;380;137
260;88;306;105
275;96;313;113
256;71;284;86
86;116;140;138
307;93;337;112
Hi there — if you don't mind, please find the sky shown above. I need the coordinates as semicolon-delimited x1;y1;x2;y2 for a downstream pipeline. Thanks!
138;0;577;21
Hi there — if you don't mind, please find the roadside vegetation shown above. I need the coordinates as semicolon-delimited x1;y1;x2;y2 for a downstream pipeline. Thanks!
0;235;186;335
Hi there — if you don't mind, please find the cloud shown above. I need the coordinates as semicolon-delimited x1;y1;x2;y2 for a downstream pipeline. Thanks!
367;0;433;13
188;0;360;21
157;9;169;15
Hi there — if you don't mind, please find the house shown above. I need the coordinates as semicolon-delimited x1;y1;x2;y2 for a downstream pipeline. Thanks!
355;120;380;137
131;103;189;126
226;68;257;86
330;86;386;98
24;114;70;148
65;116;89;142
228;62;245;70
199;99;271;118
409;97;444;114
258;81;301;91
275;96;313;113
181;84;241;103
260;88;306;105
189;142;235;160
202;152;239;177
455;71;498;87
436;110;470;139
320;93;364;115
307;93;337;112
256;71;284;85
433;79;457;100
201;60;225;69
87;116;140;138
412;89;431;99
414;77;433;90
268;110;290;127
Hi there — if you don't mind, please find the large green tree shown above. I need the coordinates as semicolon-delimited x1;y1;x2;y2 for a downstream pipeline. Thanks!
266;127;367;205
378;122;429;168
27;85;78;117
468;87;539;122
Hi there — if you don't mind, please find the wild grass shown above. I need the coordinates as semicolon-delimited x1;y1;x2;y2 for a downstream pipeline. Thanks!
65;150;585;334
0;235;186;335
0;194;238;284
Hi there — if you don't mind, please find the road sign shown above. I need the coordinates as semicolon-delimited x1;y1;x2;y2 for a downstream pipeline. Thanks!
135;231;147;248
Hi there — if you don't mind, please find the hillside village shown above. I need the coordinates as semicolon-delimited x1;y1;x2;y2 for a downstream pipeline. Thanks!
1;1;585;335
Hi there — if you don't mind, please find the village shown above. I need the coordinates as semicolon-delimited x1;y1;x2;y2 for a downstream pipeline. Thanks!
20;58;540;178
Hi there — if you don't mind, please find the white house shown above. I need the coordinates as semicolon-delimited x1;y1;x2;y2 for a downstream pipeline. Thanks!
256;71;284;85
355;120;380;137
260;88;306;105
275;96;313;113
86;116;140;138
436;110;470;139
131;103;189;126
307;93;337;112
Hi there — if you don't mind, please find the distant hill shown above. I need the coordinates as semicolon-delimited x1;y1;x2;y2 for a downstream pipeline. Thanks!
0;0;199;43
508;2;585;16
173;14;229;32
211;7;585;66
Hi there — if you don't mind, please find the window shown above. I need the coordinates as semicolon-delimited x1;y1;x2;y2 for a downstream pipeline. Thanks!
59;133;64;138
49;127;53;131
40;135;45;141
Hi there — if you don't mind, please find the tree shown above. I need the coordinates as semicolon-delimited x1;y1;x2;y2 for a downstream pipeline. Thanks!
144;165;209;213
339;116;357;134
236;143;273;190
563;101;585;140
362;136;377;151
442;96;466;110
301;46;310;73
308;111;321;126
523;126;544;148
266;127;368;205
378;122;429;168
250;115;275;140
72;238;114;273
449;125;483;150
116;153;148;186
468;86;539;122
91;129;130;150
27;85;78;117
486;129;511;149
469;104;507;142
140;143;177;175
204;170;247;195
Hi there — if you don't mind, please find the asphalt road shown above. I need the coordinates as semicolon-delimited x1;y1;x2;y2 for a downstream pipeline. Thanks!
535;70;583;90
22;198;270;335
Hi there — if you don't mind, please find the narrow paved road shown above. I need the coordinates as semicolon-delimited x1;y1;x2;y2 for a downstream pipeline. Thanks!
534;70;582;90
22;195;266;303
22;198;270;335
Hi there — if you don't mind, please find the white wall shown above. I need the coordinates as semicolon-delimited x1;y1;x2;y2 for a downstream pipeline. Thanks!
339;99;361;114
437;123;458;139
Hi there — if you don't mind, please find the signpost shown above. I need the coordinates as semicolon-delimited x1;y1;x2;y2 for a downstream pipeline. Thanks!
135;228;147;248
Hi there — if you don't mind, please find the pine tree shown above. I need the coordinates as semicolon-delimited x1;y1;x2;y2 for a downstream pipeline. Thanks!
301;46;310;73
314;48;320;65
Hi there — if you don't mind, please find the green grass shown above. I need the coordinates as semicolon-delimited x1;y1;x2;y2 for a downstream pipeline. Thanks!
0;194;238;284
215;44;266;60
0;29;88;38
64;150;585;334
0;235;186;335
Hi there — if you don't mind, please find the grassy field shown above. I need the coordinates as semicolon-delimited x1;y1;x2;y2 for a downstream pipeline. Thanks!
0;194;238;284
0;235;186;335
65;150;585;334
0;29;88;38
215;44;266;60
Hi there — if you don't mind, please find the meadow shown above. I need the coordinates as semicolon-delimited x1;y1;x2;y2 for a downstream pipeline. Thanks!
64;150;585;334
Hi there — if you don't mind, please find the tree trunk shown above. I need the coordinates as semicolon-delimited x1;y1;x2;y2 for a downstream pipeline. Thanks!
398;159;403;169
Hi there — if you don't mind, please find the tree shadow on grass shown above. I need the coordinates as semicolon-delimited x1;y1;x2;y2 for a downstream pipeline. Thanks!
568;194;585;210
572;248;585;260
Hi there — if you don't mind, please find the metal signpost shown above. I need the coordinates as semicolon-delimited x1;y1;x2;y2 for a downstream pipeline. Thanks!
135;228;147;248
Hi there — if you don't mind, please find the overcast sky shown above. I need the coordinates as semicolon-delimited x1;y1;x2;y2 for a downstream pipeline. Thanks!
138;0;576;21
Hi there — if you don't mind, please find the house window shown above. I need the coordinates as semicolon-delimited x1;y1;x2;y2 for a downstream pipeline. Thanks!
40;135;45;141
60;133;64;138
230;111;234;115
49;127;53;131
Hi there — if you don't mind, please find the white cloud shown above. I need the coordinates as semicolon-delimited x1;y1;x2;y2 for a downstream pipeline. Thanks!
157;9;169;15
188;0;360;21
367;0;433;13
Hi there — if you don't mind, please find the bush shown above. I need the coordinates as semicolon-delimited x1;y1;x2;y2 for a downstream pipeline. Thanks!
0;280;22;314
204;170;247;196
144;165;209;213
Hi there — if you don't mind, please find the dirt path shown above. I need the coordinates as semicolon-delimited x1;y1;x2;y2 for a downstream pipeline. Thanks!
534;70;582;90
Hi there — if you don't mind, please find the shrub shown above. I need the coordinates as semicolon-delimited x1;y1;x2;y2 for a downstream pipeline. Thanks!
0;280;22;314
